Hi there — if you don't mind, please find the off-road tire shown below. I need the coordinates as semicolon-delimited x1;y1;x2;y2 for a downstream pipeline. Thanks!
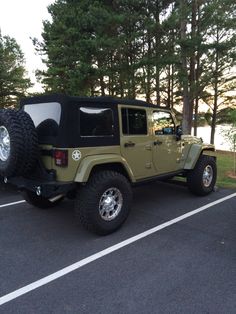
0;109;38;177
0;110;25;177
16;110;38;175
22;190;64;209
187;155;217;196
75;171;132;235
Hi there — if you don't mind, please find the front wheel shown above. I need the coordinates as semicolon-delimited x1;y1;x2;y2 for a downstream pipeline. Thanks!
75;171;132;235
187;155;217;196
22;190;64;209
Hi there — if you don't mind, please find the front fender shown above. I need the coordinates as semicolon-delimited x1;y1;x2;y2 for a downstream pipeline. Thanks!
74;154;135;183
184;144;215;170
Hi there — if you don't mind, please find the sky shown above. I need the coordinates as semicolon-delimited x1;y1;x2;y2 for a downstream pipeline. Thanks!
0;0;54;92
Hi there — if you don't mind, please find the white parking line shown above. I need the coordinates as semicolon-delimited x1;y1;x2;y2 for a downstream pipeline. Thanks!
0;192;236;306
0;200;25;209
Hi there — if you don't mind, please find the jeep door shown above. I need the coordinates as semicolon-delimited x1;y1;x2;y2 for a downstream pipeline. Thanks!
151;110;182;174
119;106;154;179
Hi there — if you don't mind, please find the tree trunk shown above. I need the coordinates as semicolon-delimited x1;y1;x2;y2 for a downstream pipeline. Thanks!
146;31;152;103
180;0;191;134
193;50;200;135
190;0;197;134
167;64;171;108
90;84;95;96
155;1;161;105
170;64;174;109
211;26;219;144
193;3;201;136
97;58;105;96
211;103;217;144
108;54;114;96
119;77;124;98
193;96;199;136
100;76;105;96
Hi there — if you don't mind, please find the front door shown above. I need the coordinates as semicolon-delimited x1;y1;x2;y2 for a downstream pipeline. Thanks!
152;110;182;175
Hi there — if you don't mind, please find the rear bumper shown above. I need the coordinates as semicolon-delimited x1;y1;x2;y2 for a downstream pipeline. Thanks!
4;176;76;198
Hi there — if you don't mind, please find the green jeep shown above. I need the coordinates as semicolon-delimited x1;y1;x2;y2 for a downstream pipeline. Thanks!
0;94;217;235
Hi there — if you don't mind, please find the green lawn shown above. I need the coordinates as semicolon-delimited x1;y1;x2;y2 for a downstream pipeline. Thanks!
216;150;236;189
174;150;236;190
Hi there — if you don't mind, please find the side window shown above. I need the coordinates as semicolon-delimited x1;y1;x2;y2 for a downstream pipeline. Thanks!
121;108;147;135
152;111;175;135
80;107;114;137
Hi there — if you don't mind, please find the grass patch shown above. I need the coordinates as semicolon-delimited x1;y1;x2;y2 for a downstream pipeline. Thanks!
173;150;236;190
216;150;236;189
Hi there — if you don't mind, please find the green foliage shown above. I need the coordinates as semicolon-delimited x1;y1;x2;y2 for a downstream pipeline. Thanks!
0;33;31;108
34;0;236;141
217;107;236;125
34;0;178;99
221;110;236;152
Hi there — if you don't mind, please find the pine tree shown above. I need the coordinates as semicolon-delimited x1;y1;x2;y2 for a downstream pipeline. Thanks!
35;0;236;143
0;33;31;108
201;0;236;143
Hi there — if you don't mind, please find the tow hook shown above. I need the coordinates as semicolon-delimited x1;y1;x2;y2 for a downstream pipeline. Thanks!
36;186;42;196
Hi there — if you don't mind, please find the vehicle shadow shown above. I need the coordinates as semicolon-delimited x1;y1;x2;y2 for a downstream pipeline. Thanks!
1;178;222;243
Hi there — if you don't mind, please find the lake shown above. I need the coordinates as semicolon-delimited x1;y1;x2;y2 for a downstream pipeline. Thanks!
191;125;233;151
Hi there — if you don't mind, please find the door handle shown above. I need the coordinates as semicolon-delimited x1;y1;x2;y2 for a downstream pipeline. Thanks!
154;140;162;146
124;141;135;148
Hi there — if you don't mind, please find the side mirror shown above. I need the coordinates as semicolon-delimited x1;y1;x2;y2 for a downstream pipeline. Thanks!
176;125;183;141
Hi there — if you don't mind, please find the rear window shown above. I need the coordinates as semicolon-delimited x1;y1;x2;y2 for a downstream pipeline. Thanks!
23;102;61;127
80;107;114;137
24;102;61;140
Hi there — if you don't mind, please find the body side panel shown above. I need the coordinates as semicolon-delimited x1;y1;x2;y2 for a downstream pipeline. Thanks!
74;154;135;183
184;143;215;169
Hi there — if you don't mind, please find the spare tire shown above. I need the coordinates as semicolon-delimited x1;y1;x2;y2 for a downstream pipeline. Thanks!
0;109;38;177
16;109;38;175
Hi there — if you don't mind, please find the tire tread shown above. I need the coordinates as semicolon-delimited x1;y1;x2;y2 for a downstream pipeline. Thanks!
75;170;132;235
187;155;217;196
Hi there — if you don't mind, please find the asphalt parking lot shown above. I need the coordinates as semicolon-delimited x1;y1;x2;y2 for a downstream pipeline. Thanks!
0;181;235;314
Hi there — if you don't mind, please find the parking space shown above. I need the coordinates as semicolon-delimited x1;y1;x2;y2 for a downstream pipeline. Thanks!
0;181;235;313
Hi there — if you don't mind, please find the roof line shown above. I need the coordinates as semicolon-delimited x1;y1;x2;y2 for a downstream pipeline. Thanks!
20;93;163;109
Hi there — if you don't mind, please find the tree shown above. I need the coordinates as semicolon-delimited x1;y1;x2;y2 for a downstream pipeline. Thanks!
221;109;236;175
35;0;178;100
202;0;236;144
224;110;236;151
0;32;31;108
35;0;236;142
173;0;236;137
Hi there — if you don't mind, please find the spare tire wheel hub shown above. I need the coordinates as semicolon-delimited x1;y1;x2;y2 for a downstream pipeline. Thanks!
0;126;10;161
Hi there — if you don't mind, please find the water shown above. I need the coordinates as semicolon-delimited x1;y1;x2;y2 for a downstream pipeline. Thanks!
192;125;232;151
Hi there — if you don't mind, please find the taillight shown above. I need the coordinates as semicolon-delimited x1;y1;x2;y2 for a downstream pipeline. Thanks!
54;149;68;167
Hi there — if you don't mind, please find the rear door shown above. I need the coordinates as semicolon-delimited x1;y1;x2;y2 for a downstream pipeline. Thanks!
119;106;154;179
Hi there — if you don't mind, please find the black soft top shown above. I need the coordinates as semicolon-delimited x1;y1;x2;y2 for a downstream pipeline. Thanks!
20;93;161;109
20;94;164;148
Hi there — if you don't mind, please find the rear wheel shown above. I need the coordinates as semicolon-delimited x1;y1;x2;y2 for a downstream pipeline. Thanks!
75;171;132;235
187;155;217;196
22;190;64;209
